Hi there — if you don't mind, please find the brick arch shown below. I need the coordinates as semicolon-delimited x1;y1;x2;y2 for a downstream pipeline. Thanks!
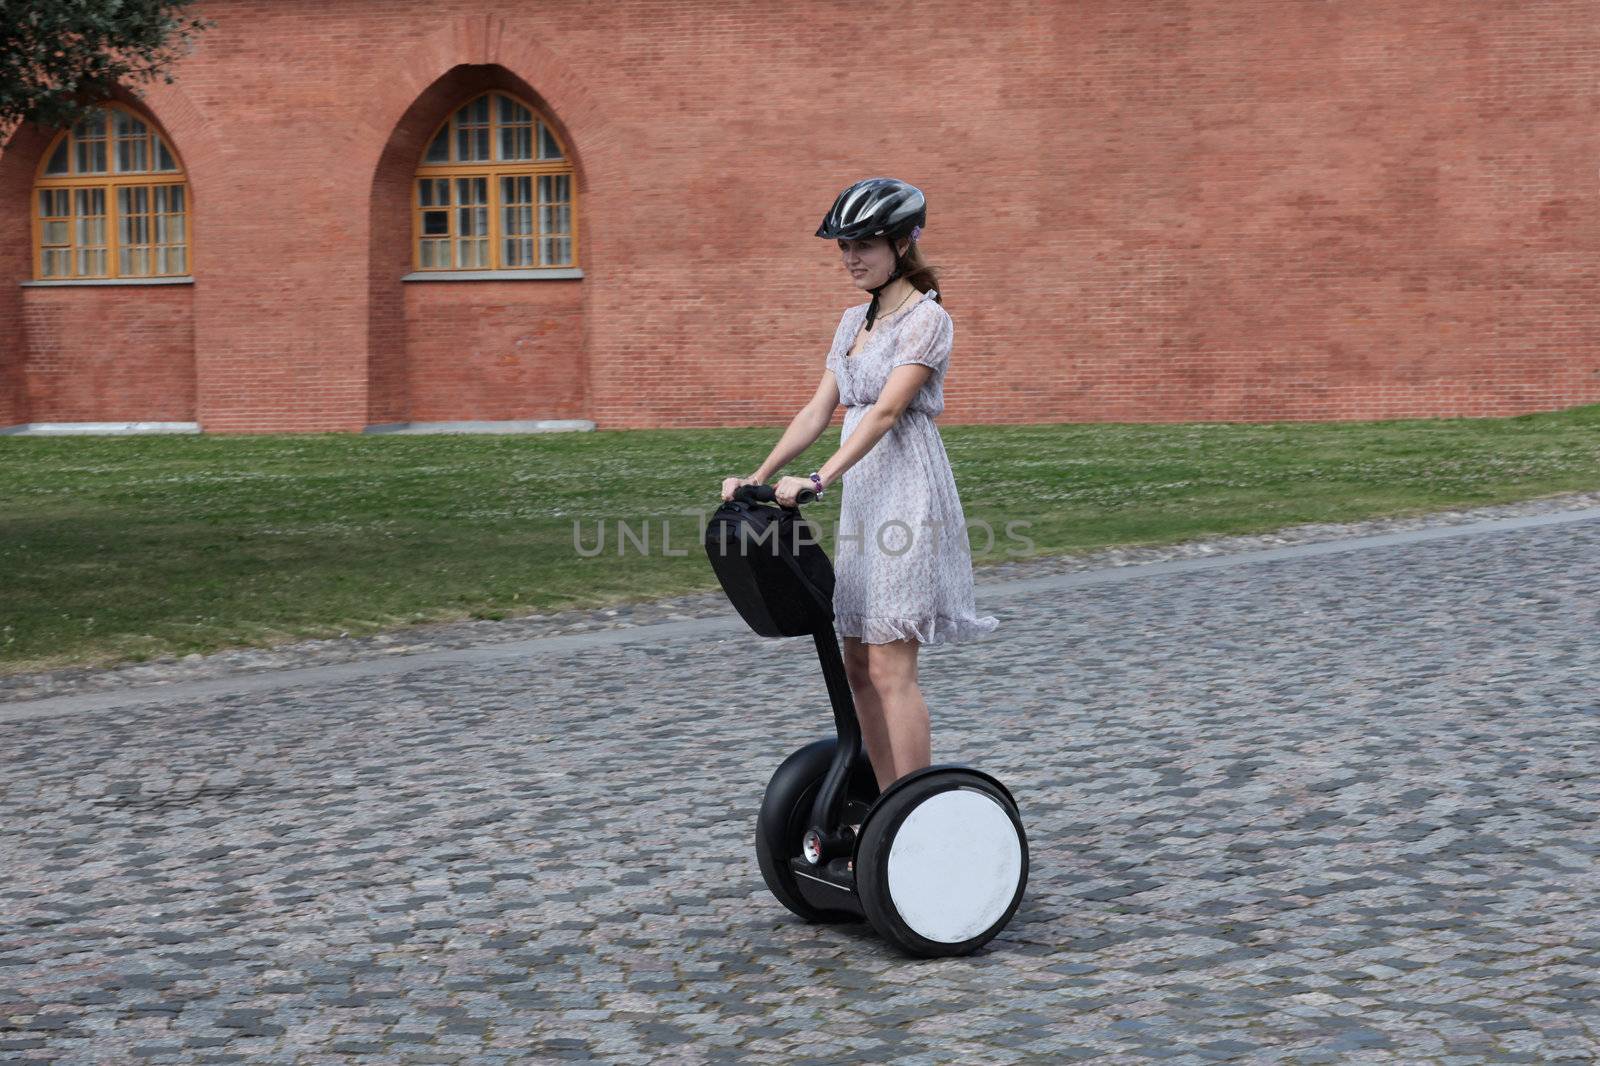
102;80;226;208
0;81;217;428
361;19;618;426
357;17;621;195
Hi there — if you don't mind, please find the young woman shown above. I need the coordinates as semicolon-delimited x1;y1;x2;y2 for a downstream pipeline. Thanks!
720;176;999;794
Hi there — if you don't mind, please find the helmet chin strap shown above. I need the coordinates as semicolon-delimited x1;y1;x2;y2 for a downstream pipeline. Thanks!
863;238;907;331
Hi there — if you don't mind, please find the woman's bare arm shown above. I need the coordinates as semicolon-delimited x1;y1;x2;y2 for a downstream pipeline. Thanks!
747;360;933;490
811;363;933;489
745;369;846;481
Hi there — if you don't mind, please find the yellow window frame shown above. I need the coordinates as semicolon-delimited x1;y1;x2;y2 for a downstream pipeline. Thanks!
412;90;579;272
30;101;191;281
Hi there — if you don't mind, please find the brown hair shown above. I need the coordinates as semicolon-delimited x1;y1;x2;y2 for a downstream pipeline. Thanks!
891;233;942;302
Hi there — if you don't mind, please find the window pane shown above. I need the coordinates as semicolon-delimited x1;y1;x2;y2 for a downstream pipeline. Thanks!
455;98;490;161
418;177;448;207
499;124;531;161
457;238;489;269
170;215;185;242
420;238;449;268
73;186;107;277
76;137;106;174
45;140;69;174
119;198;151;271
538;124;562;160
171;247;187;273
457;205;487;237
425;125;450;164
43;249;69;277
167;185;184;211
422;210;448;236
120;186;150;214
557;203;571;234
117;132;149;173
457;124;491;162
497;94;533;161
43;220;69;244
114;111;149;173
501;175;531;208
74;110;106;138
497;94;531;124
504;237;533;266
156;139;177;171
75;187;105;218
503;205;533;267
539;173;570;205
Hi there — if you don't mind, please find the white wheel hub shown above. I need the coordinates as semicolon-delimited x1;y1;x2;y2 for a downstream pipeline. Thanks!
885;786;1023;943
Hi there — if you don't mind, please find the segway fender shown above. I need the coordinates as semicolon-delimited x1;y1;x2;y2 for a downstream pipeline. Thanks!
759;738;839;836
870;763;1019;812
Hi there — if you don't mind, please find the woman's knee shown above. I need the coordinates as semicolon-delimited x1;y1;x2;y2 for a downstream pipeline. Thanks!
866;641;918;693
843;638;873;688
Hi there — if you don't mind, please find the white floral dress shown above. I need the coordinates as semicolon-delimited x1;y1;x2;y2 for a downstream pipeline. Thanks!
823;288;1001;646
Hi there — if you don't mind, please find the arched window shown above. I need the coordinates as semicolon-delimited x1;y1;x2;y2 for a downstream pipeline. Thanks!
413;91;577;271
32;102;190;280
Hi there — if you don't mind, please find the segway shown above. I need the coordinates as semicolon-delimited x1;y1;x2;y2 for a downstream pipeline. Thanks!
704;482;1027;957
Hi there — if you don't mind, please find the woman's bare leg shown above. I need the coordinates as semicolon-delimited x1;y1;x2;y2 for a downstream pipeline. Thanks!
843;636;896;792
867;638;929;782
845;636;930;791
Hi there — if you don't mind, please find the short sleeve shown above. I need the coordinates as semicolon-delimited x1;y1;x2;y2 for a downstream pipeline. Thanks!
889;299;952;375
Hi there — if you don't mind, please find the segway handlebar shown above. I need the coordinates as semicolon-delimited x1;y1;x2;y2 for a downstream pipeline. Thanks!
733;482;817;507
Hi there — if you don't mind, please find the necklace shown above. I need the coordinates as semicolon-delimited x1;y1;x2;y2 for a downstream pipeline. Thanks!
874;286;916;324
849;287;917;358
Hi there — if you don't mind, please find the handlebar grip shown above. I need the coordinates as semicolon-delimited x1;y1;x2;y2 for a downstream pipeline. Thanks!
733;483;816;506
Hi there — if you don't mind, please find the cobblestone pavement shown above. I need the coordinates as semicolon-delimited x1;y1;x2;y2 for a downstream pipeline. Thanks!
6;488;1600;703
2;501;1598;1063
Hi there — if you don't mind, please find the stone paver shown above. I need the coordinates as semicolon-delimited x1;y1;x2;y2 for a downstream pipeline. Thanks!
2;501;1598;1062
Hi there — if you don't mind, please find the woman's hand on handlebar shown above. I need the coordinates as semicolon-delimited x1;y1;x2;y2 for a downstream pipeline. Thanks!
721;474;762;501
773;475;815;508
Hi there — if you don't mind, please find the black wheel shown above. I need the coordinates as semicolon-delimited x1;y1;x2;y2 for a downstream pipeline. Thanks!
755;738;878;924
855;769;1028;957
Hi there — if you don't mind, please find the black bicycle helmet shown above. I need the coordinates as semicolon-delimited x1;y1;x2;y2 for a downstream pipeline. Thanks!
817;177;927;329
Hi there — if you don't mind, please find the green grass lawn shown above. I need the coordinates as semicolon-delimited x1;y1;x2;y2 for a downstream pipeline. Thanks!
4;403;1599;675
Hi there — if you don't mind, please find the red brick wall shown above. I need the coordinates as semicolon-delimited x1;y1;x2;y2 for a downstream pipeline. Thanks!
0;121;46;427
403;280;586;421
365;63;588;425
1;1;1597;431
20;286;195;421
